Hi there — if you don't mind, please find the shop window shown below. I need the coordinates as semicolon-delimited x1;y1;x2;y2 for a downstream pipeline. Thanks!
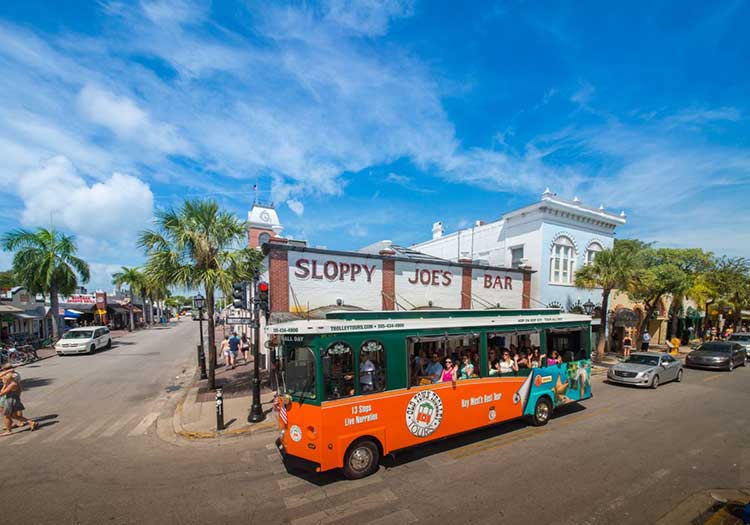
359;340;386;393
323;342;355;400
550;236;576;285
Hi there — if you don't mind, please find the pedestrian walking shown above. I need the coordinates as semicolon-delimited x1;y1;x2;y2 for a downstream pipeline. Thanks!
240;334;250;365
227;332;240;370
622;333;632;359
219;335;230;367
0;364;37;436
641;330;651;351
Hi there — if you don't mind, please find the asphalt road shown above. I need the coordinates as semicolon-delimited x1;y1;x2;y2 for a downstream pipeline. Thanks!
1;326;748;524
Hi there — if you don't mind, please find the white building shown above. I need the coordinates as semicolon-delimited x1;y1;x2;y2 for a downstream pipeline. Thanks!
412;189;627;313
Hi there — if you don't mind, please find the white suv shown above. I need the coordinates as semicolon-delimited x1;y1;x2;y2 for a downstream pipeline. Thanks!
56;327;112;355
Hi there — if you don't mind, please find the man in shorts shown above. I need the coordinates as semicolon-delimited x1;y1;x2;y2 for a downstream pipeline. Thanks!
228;332;241;369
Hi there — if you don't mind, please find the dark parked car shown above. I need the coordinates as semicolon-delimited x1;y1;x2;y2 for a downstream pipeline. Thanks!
685;341;747;371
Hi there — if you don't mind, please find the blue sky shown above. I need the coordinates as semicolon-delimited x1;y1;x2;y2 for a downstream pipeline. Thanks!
0;0;748;290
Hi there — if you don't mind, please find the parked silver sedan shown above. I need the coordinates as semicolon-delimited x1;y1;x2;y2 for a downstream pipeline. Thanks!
607;352;683;389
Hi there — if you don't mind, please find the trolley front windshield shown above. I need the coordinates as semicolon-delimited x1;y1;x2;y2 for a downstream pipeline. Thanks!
280;336;317;399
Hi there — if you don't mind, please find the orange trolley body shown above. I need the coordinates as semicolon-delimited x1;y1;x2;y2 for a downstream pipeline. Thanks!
271;309;592;477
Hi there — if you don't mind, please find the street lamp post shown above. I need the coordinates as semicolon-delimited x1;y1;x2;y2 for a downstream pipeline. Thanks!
583;299;596;316
194;293;207;380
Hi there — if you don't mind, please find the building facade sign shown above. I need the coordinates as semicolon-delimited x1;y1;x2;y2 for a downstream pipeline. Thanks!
471;269;522;308
395;262;461;309
287;252;383;311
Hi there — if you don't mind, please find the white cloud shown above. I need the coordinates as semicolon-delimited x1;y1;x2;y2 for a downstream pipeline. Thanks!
286;199;305;216
77;84;189;154
321;0;415;36
17;156;154;239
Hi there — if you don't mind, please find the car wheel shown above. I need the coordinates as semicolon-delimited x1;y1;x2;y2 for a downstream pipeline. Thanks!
89;344;96;354
728;361;733;372
650;375;659;389
106;339;112;349
343;438;380;480
530;397;552;426
676;369;683;382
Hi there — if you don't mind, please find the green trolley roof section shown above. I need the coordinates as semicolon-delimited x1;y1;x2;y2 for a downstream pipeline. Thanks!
267;308;590;336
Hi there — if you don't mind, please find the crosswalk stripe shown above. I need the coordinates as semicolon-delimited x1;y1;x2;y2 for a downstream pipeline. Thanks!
277;477;308;491
73;418;112;440
284;475;382;509
291;489;397;525
128;412;160;436
100;413;140;438
41;422;80;443
9;428;38;446
364;509;418;525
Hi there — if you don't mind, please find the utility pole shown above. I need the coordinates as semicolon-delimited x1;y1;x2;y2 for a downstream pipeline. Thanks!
248;276;268;423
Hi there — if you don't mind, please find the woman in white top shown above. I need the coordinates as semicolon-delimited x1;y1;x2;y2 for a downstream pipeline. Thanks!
498;351;518;374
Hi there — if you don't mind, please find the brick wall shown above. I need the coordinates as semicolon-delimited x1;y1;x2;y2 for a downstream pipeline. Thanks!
461;266;472;309
269;248;289;313
381;258;395;310
248;227;276;249
522;272;531;308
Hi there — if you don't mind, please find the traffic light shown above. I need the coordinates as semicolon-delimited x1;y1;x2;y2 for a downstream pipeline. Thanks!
257;281;269;312
232;282;247;309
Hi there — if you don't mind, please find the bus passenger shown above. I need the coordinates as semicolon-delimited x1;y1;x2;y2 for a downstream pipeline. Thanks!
442;358;458;382
488;349;499;376
547;350;562;365
459;355;474;379
413;350;427;381
471;352;481;377
516;351;529;369
425;353;443;384
359;354;375;392
529;348;542;368
499;351;518;374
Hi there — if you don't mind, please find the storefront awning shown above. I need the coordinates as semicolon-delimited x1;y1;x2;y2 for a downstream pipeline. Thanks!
63;309;82;319
0;304;22;313
12;312;43;320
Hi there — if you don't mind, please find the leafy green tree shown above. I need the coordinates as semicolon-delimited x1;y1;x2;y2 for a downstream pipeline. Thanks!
575;240;641;359
112;266;147;331
628;248;690;342
1;228;90;339
704;256;750;331
0;270;15;289
657;249;713;338
138;199;263;389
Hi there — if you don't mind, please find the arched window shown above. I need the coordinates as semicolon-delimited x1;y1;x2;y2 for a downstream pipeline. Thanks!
550;236;576;285
359;340;386;393
258;232;271;246
585;242;603;266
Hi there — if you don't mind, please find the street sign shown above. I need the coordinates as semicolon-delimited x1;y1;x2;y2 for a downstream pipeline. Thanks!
226;317;252;325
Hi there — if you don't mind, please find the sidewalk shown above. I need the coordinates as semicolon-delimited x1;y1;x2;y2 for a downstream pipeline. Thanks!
174;351;279;439
591;344;694;374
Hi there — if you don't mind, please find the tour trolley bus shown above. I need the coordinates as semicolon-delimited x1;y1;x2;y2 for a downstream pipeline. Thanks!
271;308;592;479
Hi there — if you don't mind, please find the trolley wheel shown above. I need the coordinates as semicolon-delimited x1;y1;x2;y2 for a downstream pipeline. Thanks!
529;397;552;427
343;438;380;480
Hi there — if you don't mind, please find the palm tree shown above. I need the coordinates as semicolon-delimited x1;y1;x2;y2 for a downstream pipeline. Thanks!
112;266;146;331
575;244;638;360
138;199;262;389
1;228;90;340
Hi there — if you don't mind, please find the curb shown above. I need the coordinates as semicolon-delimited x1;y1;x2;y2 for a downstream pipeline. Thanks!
155;366;278;446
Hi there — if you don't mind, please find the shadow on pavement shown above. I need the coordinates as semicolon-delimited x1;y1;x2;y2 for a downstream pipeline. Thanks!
281;402;590;486
20;377;53;390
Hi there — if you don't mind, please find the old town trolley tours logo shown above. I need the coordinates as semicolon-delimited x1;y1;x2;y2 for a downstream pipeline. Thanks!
405;390;444;438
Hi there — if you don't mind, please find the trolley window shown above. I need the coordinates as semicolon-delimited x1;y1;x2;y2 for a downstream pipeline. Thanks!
323;341;355;400
282;340;317;400
359;340;386;394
